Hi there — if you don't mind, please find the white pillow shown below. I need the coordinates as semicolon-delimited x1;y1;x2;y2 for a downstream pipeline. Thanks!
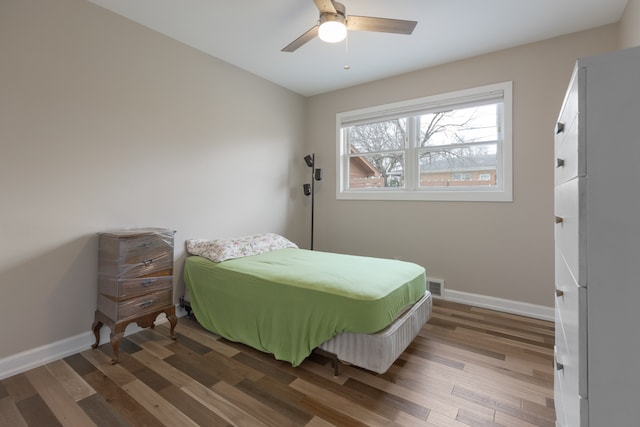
186;233;298;263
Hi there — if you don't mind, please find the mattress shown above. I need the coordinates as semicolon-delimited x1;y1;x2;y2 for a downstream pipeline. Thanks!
183;248;426;366
319;291;431;374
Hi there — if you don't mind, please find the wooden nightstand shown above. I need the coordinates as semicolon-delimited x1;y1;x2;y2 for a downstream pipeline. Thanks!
91;228;177;363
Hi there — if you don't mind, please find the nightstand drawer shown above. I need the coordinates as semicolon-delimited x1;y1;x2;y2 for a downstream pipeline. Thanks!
98;275;173;300
117;251;173;278
99;230;174;278
98;289;172;321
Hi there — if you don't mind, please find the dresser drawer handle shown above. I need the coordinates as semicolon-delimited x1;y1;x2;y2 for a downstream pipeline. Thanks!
555;216;564;224
139;300;153;309
141;280;153;287
142;259;154;267
556;122;565;134
555;289;564;297
556;158;565;168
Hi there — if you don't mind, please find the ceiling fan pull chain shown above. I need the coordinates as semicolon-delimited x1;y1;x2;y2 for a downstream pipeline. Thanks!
344;33;350;70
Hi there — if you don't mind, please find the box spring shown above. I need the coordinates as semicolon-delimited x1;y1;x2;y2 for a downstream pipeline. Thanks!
318;291;431;374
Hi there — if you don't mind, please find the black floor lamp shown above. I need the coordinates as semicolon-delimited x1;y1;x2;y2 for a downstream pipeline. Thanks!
303;154;322;250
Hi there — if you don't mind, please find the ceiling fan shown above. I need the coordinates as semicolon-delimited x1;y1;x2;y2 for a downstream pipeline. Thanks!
282;0;417;52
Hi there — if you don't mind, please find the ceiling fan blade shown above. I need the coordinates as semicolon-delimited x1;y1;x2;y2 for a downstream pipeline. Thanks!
313;0;337;14
346;16;417;35
281;25;319;52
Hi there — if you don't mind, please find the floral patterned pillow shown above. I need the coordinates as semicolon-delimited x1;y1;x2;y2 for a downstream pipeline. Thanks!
186;233;298;263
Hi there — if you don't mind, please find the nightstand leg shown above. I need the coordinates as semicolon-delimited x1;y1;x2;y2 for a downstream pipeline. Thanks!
167;311;177;340
91;319;103;349
109;331;123;364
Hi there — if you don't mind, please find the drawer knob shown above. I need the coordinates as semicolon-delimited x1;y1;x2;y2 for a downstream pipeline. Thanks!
555;216;564;224
142;259;154;266
556;158;565;168
141;280;153;287
555;289;564;297
556;122;565;134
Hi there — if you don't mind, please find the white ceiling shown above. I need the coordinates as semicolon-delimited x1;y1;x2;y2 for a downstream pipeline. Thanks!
88;0;629;97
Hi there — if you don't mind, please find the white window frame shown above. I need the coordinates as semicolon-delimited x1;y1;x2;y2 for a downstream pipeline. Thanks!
336;81;513;202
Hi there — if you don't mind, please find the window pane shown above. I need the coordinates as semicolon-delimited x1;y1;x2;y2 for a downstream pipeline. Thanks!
419;144;497;187
337;81;512;201
418;104;499;147
349;153;404;189
347;118;407;152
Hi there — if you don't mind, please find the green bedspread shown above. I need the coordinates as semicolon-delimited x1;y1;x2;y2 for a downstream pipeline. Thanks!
183;248;426;366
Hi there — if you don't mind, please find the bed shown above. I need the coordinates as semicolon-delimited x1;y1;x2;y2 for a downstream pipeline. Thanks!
181;233;431;374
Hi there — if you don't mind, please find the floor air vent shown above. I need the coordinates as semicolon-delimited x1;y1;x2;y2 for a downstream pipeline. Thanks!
426;277;444;298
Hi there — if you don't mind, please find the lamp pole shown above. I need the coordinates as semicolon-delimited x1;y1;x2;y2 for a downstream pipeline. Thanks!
310;154;315;250
304;154;322;250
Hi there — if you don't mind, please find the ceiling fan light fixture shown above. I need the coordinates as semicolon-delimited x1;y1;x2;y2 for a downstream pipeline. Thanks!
318;15;347;43
281;0;417;53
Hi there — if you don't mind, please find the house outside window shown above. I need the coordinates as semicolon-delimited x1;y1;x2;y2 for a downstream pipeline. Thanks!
337;82;512;202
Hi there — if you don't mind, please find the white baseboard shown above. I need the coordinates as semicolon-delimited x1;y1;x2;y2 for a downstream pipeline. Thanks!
0;306;189;380
443;289;554;321
0;296;550;380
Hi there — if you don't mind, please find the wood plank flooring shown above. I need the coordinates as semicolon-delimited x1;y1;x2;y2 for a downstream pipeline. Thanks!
0;299;556;426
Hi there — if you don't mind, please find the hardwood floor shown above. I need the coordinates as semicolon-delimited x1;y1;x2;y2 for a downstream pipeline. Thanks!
0;299;556;426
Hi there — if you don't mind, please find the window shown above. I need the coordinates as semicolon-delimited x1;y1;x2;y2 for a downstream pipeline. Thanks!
337;82;512;201
452;172;471;182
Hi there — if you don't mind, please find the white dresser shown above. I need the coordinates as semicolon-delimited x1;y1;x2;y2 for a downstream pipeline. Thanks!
554;46;640;427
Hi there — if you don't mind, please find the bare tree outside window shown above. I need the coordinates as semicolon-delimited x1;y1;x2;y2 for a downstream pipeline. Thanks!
418;104;499;188
347;118;406;188
346;103;500;189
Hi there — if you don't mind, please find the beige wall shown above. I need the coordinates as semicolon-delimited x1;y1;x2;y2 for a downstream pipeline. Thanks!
306;25;618;307
620;0;640;48
0;0;306;359
0;0;632;365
